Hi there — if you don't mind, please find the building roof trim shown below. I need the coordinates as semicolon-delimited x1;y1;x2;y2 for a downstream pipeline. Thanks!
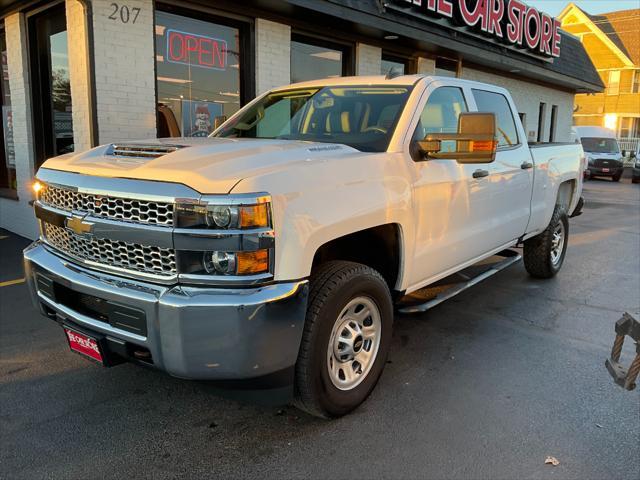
558;3;634;68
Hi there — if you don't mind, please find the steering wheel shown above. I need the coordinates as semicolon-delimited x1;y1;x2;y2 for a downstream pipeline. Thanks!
363;126;388;135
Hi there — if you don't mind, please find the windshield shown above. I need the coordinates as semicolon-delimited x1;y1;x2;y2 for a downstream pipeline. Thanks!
580;137;620;154
213;86;412;152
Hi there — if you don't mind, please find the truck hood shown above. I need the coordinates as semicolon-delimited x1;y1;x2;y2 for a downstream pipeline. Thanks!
41;137;361;193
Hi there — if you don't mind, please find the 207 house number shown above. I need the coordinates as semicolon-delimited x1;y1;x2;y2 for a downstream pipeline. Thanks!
108;3;141;24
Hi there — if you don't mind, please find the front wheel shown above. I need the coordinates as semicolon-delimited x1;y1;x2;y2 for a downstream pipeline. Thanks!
294;261;393;418
523;205;569;279
612;172;622;182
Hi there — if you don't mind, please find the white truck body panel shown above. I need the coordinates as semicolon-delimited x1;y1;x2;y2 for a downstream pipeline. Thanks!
36;75;583;293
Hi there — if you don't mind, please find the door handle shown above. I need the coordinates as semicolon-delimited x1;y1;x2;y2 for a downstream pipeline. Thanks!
472;169;489;179
521;161;534;170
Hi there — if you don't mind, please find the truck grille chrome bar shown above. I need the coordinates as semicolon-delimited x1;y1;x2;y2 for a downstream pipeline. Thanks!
43;223;177;277
40;184;174;227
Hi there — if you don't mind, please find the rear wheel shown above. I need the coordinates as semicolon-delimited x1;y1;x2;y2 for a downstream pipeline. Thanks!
294;261;393;418
523;205;569;279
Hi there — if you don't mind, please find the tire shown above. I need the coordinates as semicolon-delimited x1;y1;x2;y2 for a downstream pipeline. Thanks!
523;205;569;279
612;172;622;182
633;177;640;184
293;261;393;418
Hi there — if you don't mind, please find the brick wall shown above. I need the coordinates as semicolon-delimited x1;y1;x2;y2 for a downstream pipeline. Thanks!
255;19;290;94
462;67;575;142
0;14;38;239
356;43;381;76
91;0;156;143
417;57;435;75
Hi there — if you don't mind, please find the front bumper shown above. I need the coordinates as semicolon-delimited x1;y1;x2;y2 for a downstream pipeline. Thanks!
24;241;308;381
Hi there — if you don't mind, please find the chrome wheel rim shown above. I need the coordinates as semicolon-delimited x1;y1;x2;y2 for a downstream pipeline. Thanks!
327;296;382;391
550;221;565;266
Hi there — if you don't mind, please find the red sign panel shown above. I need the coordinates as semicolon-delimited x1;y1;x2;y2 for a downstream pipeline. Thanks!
166;29;227;70
391;0;561;58
65;328;103;363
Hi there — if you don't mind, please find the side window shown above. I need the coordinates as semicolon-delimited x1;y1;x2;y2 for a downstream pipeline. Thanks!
413;87;467;153
472;89;519;147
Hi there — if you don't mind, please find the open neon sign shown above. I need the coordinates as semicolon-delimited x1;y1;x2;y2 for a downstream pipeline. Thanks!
392;0;561;58
166;29;227;70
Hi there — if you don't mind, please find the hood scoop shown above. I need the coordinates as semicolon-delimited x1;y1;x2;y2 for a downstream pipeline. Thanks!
107;143;187;162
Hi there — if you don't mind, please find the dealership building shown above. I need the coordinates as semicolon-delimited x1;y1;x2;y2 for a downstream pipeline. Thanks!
0;0;603;238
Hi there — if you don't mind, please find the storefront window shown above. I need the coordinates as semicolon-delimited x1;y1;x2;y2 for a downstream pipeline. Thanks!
381;55;407;76
155;11;242;137
434;57;459;77
291;35;349;84
29;4;73;168
0;27;17;197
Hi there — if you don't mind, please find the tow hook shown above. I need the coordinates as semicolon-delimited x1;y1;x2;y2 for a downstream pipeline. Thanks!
605;313;640;391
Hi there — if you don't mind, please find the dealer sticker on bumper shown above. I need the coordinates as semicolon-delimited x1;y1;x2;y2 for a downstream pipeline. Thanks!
64;328;103;363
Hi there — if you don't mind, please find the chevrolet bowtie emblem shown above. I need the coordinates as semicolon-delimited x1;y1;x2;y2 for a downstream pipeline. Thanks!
65;215;94;237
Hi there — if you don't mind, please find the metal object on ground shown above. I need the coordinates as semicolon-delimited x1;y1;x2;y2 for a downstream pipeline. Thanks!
605;312;640;391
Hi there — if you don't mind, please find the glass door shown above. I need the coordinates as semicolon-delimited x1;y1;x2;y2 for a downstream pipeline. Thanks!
29;3;73;168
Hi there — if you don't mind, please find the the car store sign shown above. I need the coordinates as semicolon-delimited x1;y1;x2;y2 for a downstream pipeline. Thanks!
390;0;561;58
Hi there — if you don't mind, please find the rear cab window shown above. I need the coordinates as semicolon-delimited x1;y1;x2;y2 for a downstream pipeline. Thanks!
472;89;520;148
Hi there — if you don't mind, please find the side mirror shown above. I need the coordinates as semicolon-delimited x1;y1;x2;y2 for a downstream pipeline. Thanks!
622;149;627;157
417;112;498;164
213;115;228;129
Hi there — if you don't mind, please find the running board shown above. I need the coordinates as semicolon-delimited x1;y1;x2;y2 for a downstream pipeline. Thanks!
396;250;522;314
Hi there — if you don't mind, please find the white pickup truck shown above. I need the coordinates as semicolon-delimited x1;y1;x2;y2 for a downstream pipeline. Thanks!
24;75;584;418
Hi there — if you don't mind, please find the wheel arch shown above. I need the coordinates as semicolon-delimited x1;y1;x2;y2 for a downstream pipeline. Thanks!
311;223;404;294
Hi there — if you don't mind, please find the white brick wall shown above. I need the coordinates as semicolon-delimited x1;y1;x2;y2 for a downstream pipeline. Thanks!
462;67;574;143
92;0;156;143
356;43;381;76
417;57;435;75
66;0;92;152
0;14;38;239
255;19;290;94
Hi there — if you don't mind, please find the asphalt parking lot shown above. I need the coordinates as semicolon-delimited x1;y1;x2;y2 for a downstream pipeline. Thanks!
1;178;639;480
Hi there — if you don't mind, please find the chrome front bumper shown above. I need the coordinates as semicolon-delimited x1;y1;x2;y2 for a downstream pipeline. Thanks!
24;241;308;381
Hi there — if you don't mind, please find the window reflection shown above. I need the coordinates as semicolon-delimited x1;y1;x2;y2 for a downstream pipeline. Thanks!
50;31;73;155
291;38;345;83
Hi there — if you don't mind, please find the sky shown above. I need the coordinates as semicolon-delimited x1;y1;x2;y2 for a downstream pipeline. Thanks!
526;1;640;17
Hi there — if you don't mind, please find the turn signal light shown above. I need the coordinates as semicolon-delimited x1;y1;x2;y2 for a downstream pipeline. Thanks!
239;204;269;228
33;181;43;194
470;140;498;152
236;249;269;275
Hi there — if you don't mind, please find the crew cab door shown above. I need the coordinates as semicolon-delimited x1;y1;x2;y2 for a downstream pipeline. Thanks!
403;81;533;291
404;82;498;289
468;88;533;243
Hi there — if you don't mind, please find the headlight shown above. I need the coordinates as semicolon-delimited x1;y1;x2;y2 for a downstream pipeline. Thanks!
587;157;594;166
175;194;274;281
176;197;271;230
203;249;269;275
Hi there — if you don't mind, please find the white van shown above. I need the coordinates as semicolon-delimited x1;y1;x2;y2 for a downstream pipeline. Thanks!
572;126;624;182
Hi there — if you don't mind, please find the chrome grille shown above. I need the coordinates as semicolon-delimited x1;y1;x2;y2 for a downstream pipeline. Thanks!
39;184;174;226
44;223;176;277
